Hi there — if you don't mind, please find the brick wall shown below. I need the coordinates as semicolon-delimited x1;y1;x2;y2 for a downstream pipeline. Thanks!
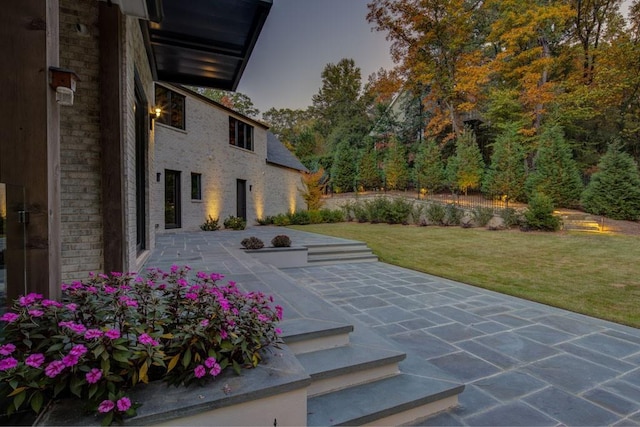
154;86;306;230
59;0;103;281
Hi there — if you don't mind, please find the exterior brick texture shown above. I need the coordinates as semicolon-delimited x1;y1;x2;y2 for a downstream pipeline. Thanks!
153;85;306;231
59;0;154;282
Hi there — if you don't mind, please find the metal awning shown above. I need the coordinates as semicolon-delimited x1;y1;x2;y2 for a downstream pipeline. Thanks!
144;0;272;91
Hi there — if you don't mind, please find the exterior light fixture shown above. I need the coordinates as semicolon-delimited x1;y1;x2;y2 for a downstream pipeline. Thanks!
49;67;79;106
150;107;162;129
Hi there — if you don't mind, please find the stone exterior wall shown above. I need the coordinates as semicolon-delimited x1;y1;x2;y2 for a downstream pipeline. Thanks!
58;0;154;281
154;85;306;230
59;0;103;281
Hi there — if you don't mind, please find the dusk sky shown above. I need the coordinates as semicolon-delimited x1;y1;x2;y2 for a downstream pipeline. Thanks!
236;0;395;114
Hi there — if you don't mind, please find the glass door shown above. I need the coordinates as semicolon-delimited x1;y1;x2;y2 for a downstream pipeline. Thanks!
0;182;26;311
164;170;181;229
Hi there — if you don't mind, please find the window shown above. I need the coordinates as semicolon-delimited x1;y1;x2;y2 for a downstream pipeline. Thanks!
191;173;202;200
229;117;253;151
155;86;185;130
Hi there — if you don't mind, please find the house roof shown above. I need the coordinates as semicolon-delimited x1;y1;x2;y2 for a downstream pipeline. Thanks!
266;132;308;173
144;0;272;91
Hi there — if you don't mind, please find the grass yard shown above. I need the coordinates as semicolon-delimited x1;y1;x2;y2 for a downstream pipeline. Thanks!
289;223;640;328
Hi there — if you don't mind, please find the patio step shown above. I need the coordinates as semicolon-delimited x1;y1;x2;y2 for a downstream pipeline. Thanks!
561;214;602;232
306;242;378;265
307;373;461;426
296;344;405;397
282;318;462;426
280;318;353;355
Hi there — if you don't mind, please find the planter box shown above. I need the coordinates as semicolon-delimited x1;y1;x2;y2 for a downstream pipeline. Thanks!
244;247;308;268
36;345;310;426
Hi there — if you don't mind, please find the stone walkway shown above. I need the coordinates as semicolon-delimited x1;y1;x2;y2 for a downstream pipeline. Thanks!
146;228;640;426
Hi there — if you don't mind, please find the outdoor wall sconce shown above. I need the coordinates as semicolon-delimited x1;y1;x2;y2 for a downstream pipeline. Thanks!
49;67;79;106
156;172;161;182
150;107;162;129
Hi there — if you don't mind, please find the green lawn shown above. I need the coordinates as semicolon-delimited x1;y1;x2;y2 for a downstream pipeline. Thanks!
289;223;640;328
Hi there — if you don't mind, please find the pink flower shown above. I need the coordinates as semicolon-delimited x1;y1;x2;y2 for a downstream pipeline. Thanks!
105;329;121;340
204;357;217;369
0;344;16;356
200;319;209;327
44;360;65;378
86;368;102;384
177;279;189;288
220;329;228;339
185;292;198;300
209;363;222;377
210;273;224;281
0;357;18;371
0;312;19;323
275;305;283;320
62;354;79;367
85;329;104;339
258;314;270;323
116;397;131;412
138;334;159;346
69;323;86;334
25;353;45;368
98;400;115;413
28;310;44;317
275;328;282;335
65;303;77;311
70;344;88;356
103;285;117;294
194;365;206;378
18;293;43;306
42;299;63;308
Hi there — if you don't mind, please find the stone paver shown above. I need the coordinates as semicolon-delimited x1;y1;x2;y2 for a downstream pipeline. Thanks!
146;228;640;426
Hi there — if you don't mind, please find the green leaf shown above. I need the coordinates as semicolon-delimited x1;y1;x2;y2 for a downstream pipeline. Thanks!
88;384;98;399
8;386;27;397
13;390;26;410
232;360;241;375
69;376;84;398
48;343;64;353
101;411;114;427
92;345;105;359
101;357;110;374
112;350;130;363
30;391;44;413
182;348;192;368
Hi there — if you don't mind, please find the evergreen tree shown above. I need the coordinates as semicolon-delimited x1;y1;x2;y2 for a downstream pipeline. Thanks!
331;140;358;193
453;128;485;195
358;147;382;190
482;124;527;205
525;125;583;208
581;143;640;220
414;139;445;193
383;137;410;190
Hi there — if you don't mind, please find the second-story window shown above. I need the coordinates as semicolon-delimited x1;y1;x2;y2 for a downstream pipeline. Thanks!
229;117;253;151
155;86;185;130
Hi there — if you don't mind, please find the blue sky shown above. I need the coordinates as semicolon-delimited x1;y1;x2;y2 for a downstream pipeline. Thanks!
236;0;395;114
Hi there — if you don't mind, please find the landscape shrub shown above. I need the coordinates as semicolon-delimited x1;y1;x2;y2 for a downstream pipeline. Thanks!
271;235;292;248
353;203;369;223
200;215;220;231
241;236;265;250
522;193;561;231
319;208;344;223
444;204;463;226
364;198;392;223
388;198;413;224
256;216;275;226
288;211;310;225
272;214;291;227
0;267;282;425
223;215;246;230
500;208;522;228
410;203;425;225
472;206;495;227
425;203;446;225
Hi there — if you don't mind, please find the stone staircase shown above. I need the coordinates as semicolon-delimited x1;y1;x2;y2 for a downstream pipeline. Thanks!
306;242;378;266
280;318;464;426
560;213;602;232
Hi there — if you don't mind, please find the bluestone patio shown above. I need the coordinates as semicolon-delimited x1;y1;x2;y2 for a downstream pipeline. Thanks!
145;228;640;426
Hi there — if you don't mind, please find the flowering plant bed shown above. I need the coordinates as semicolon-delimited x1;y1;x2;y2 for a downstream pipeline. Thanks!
0;266;282;425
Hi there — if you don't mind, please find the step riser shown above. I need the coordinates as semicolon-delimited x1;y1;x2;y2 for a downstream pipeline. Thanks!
308;365;399;398
286;333;351;355
307;257;378;266
361;394;459;427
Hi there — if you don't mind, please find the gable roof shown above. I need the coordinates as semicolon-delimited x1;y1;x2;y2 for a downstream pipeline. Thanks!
266;132;308;172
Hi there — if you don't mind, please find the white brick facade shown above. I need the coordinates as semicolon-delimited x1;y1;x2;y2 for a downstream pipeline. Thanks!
154;85;306;231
